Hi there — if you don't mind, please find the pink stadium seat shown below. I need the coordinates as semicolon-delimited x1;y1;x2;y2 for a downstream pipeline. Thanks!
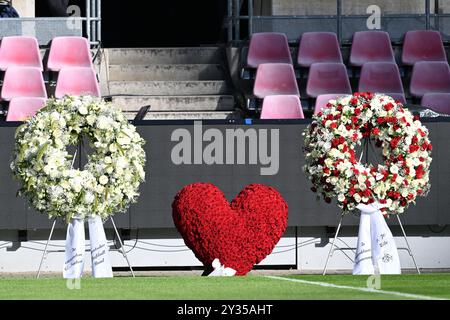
314;94;348;115
0;36;43;71
1;67;47;101
6;97;47;121
55;67;100;98
297;32;343;67
421;93;450;115
410;61;450;98
253;63;299;98
358;62;405;103
247;32;292;68
349;31;395;67
306;63;352;98
47;37;93;72
260;95;304;119
402;30;447;66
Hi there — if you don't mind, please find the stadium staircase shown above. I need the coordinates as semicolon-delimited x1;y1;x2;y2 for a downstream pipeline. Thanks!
102;47;241;120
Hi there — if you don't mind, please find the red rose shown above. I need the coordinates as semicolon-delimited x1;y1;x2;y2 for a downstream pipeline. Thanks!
384;103;394;111
409;145;420;153
416;165;424;179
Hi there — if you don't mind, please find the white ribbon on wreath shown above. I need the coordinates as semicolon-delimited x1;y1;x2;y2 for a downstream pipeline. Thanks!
353;203;401;275
63;215;113;278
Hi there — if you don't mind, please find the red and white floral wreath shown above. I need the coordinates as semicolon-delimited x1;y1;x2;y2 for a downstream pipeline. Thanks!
303;93;432;215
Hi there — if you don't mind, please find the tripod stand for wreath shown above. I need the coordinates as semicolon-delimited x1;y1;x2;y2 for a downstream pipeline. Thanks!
36;140;135;279
322;136;421;275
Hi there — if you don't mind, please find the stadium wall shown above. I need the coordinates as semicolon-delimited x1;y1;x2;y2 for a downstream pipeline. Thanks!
271;0;434;15
0;121;450;272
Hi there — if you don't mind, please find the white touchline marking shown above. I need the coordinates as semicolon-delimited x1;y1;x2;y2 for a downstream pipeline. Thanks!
265;276;447;300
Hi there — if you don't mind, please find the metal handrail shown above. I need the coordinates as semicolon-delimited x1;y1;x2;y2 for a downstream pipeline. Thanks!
0;0;101;47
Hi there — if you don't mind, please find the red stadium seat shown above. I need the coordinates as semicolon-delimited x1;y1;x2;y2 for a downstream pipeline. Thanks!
410;61;450;98
253;63;299;98
260;95;304;119
0;36;43;71
402;30;447;66
306;63;352;98
47;37;93;72
421;93;450;115
55;67;100;98
6;97;47;121
358;62;405;103
297;32;343;67
314;94;348;115
247;33;292;68
349;31;395;67
1;67;47;101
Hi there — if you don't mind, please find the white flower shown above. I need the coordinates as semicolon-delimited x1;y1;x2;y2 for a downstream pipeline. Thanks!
117;132;131;146
70;176;83;193
84;192;95;204
390;165;399;174
99;175;109;185
109;144;118;153
357;175;366;184
78;105;88;115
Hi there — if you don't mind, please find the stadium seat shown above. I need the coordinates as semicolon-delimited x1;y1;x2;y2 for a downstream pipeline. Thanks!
410;61;450;98
349;31;395;67
0;36;43;71
55;67;101;98
402;30;447;66
47;37;93;72
306;63;352;98
421;93;450;115
314;94;348;115
358;62;406;103
247;32;292;68
297;32;343;67
253;63;299;98
260;95;304;119
1;67;47;101
6;97;47;121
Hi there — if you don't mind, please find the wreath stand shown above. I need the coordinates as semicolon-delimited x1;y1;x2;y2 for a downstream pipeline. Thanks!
35;145;135;279
322;137;421;275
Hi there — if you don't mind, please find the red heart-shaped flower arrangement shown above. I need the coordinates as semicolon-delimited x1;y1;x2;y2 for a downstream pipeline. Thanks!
172;183;288;275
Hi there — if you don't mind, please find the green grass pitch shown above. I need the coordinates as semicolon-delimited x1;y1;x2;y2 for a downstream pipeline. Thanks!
0;274;449;300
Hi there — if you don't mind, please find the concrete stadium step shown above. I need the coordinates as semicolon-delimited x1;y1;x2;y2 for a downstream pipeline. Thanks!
108;80;230;96
110;95;235;112
124;111;241;120
108;64;225;81
108;47;222;65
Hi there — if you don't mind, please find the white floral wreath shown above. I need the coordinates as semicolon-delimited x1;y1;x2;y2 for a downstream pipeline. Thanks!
11;96;146;222
303;93;432;215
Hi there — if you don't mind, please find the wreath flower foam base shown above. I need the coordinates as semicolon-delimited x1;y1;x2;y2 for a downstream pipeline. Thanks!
303;93;432;215
11;96;146;222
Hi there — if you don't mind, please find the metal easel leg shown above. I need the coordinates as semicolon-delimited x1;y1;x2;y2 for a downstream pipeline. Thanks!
323;214;344;276
110;217;135;278
36;218;57;279
396;215;421;274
